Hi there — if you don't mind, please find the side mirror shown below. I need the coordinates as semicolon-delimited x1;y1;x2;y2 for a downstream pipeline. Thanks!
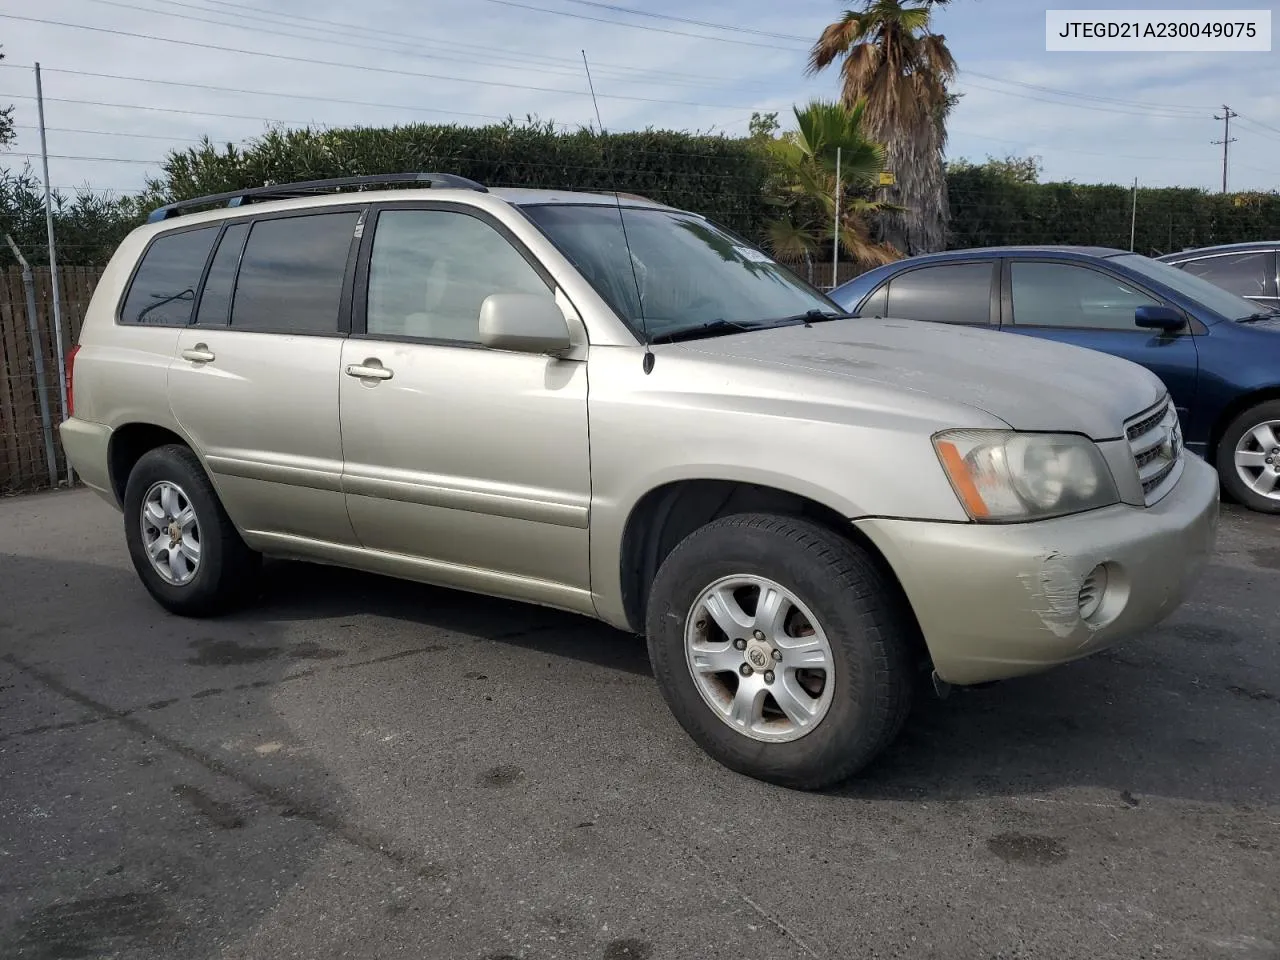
478;293;573;356
1135;305;1186;332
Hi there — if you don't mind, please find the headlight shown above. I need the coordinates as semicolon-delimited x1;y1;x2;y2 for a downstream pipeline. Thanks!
933;429;1119;522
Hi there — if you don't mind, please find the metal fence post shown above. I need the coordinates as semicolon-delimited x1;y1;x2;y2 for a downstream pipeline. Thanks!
35;62;73;485
4;234;58;488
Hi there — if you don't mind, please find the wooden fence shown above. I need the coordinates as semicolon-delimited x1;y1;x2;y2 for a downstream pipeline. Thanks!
0;265;104;494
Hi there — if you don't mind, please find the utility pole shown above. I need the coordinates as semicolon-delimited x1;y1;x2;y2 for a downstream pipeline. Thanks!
1212;105;1238;194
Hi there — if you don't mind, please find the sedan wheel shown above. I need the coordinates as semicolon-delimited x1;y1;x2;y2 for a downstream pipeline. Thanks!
1217;400;1280;514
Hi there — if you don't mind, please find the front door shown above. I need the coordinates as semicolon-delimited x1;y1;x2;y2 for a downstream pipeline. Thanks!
338;205;592;610
168;209;362;546
1000;258;1201;426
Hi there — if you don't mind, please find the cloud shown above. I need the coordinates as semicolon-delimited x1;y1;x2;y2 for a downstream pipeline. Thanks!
0;0;1274;198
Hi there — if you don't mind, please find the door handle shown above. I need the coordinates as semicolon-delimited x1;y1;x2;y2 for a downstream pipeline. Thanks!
345;362;394;381
181;344;215;363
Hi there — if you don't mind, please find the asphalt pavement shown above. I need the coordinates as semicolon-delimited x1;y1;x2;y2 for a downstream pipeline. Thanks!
1;488;1277;960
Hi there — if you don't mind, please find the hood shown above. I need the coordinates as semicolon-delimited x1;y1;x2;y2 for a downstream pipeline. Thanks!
677;318;1165;439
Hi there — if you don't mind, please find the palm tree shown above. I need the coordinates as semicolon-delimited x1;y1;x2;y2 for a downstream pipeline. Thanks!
765;99;900;279
808;0;957;255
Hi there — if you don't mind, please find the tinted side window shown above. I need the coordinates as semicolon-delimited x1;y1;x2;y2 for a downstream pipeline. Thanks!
194;222;249;326
366;209;549;342
1010;262;1157;330
885;263;992;325
856;283;888;318
1180;252;1277;299
230;212;360;334
120;226;219;326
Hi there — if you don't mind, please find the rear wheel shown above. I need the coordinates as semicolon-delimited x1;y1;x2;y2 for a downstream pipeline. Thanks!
1217;400;1280;514
123;444;261;616
645;513;915;790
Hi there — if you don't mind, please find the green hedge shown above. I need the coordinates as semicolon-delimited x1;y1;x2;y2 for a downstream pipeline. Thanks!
155;120;776;243
3;120;1276;266
947;164;1280;256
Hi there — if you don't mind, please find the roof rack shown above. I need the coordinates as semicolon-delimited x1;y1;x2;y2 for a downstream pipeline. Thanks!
146;172;488;223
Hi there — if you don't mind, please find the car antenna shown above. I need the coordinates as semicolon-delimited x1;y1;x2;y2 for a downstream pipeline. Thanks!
582;49;655;375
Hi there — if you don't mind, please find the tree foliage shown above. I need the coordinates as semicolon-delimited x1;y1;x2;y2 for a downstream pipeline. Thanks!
807;0;956;255
763;100;899;269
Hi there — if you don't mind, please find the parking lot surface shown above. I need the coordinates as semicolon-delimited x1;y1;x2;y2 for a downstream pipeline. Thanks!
1;488;1277;960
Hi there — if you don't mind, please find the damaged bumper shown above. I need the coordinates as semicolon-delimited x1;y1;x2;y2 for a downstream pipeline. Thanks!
853;454;1220;686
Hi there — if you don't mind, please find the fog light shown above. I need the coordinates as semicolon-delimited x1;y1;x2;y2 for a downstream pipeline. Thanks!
1078;564;1108;621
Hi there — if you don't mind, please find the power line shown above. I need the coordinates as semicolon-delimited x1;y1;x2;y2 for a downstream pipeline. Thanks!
949;129;1213;164
478;0;801;49
10;152;161;165
82;0;762;93
956;78;1208;121
1234;115;1280;142
13;123;209;143
0;14;766;112
551;0;810;43
962;70;1207;118
152;0;784;91
0;64;558;127
2;91;333;126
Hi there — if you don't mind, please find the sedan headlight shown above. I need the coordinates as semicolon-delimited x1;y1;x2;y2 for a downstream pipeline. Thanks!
933;429;1119;522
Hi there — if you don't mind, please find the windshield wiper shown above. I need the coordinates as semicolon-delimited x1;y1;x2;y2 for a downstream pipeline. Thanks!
1236;311;1280;324
649;318;769;344
649;309;854;344
773;309;854;325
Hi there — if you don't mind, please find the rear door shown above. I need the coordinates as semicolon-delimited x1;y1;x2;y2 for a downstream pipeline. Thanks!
169;207;363;546
1000;257;1200;424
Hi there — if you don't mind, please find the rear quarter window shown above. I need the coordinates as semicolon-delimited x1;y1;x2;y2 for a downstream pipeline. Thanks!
119;226;220;326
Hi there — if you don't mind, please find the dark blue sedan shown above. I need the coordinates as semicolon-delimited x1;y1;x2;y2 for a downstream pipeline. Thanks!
829;246;1280;514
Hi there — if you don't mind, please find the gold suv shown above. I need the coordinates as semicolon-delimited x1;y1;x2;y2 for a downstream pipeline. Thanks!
61;174;1220;789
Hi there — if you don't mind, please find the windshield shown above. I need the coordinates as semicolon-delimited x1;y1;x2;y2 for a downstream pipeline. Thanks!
520;203;840;341
1110;254;1276;321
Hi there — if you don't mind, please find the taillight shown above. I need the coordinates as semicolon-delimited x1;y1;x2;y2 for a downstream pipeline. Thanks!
66;344;80;419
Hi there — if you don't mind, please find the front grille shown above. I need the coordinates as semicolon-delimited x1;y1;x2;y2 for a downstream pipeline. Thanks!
1125;397;1184;505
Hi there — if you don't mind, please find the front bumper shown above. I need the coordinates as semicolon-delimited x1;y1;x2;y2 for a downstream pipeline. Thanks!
854;453;1220;686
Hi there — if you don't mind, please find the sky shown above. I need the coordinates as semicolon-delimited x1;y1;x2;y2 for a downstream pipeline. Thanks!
0;0;1277;199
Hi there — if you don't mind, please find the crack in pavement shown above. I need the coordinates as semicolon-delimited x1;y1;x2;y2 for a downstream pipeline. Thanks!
2;651;449;876
0;625;564;744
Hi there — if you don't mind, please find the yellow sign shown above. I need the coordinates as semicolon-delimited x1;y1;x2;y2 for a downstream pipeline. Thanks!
878;171;896;186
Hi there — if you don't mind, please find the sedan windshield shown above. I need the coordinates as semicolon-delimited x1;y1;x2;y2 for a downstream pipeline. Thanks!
520;203;841;341
1111;254;1277;321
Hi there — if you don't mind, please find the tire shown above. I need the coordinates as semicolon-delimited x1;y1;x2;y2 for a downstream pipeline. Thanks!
1215;400;1280;515
645;513;915;790
123;444;261;616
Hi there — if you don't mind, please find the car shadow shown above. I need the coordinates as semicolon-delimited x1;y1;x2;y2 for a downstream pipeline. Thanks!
240;557;1278;809
240;558;654;677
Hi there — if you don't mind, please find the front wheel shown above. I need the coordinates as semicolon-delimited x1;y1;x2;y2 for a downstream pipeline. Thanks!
1216;400;1280;514
645;513;915;790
